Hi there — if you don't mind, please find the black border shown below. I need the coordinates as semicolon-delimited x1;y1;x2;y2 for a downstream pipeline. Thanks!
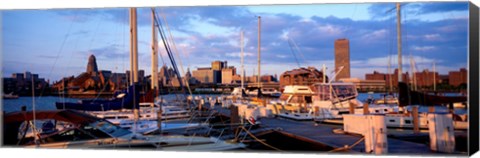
469;1;479;156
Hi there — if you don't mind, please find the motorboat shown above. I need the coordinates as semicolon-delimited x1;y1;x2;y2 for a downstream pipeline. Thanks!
55;84;141;111
3;110;245;150
267;82;395;121
230;87;281;98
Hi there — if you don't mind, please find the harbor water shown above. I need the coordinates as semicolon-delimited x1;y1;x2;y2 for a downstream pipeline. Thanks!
2;93;467;114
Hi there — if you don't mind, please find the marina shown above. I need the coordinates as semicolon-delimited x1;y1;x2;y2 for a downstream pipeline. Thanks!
1;1;477;157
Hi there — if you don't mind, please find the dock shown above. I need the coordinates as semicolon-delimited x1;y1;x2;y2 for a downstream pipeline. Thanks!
212;106;440;154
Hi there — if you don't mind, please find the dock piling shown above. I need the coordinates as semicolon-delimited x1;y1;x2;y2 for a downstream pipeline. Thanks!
412;106;420;134
428;113;455;153
363;103;370;114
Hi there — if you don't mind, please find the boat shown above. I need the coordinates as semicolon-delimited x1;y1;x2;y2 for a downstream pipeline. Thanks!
3;109;245;150
55;84;141;111
268;82;395;121
374;93;399;105
322;111;468;130
324;3;469;130
3;92;19;99
231;87;281;98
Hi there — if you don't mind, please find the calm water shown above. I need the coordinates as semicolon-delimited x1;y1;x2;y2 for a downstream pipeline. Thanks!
2;93;467;114
1;94;222;113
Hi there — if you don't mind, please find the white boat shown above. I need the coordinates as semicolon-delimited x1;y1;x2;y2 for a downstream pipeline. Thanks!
267;82;395;121
5;110;245;150
323;111;468;130
374;94;399;105
230;87;281;98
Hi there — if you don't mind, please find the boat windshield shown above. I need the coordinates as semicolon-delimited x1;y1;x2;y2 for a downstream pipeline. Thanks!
89;120;131;138
315;84;357;101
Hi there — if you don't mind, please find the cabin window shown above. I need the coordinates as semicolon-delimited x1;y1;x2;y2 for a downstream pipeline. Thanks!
104;116;117;119
389;120;395;123
305;96;313;103
405;120;411;124
42;128;96;143
316;85;331;100
375;110;379;113
118;116;129;119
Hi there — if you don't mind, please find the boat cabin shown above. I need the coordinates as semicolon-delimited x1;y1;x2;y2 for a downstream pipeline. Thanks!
312;82;357;102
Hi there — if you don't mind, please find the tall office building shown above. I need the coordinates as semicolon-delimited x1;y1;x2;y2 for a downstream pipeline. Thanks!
334;38;350;81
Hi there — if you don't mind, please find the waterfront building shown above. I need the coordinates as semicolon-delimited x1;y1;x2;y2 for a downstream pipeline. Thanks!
3;71;49;95
52;55;130;93
365;69;409;88
212;60;227;70
334;38;350;81
221;67;236;84
190;60;278;85
365;68;470;89
279;67;327;89
449;68;467;87
86;54;99;73
414;69;440;87
261;75;277;82
192;68;220;84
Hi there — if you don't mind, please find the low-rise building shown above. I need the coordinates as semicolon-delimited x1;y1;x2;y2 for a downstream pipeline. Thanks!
279;67;327;88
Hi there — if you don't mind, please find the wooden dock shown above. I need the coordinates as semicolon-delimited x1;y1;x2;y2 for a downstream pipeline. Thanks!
212;106;442;155
259;117;437;154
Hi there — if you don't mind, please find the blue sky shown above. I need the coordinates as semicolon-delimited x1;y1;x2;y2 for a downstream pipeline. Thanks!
1;2;470;82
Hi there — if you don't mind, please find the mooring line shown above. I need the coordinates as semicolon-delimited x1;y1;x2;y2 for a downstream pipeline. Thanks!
239;126;283;151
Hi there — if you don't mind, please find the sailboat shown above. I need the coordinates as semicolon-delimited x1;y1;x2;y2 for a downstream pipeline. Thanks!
368;3;467;130
5;8;245;150
3;109;244;150
374;55;399;105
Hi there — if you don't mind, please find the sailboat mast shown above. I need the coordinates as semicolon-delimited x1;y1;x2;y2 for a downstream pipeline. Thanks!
129;8;139;132
257;16;261;88
388;55;393;92
130;8;139;85
396;3;403;82
151;9;158;90
410;56;417;91
433;61;436;91
241;31;244;89
322;64;326;84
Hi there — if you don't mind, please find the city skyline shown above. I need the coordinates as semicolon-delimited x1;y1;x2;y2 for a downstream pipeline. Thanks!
2;2;469;82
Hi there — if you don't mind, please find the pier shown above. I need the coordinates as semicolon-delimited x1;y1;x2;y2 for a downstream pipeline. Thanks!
211;106;440;154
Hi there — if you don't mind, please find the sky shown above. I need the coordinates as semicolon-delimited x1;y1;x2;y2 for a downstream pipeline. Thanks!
1;2;470;82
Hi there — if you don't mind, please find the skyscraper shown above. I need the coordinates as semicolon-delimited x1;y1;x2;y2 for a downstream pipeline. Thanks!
334;38;350;81
86;54;99;74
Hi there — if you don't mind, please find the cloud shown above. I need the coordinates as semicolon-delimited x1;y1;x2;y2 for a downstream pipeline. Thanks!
84;44;128;60
225;52;255;58
358;55;440;68
423;33;441;41
412;2;468;14
367;2;468;20
360;29;387;42
7;4;468;81
411;46;436;51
